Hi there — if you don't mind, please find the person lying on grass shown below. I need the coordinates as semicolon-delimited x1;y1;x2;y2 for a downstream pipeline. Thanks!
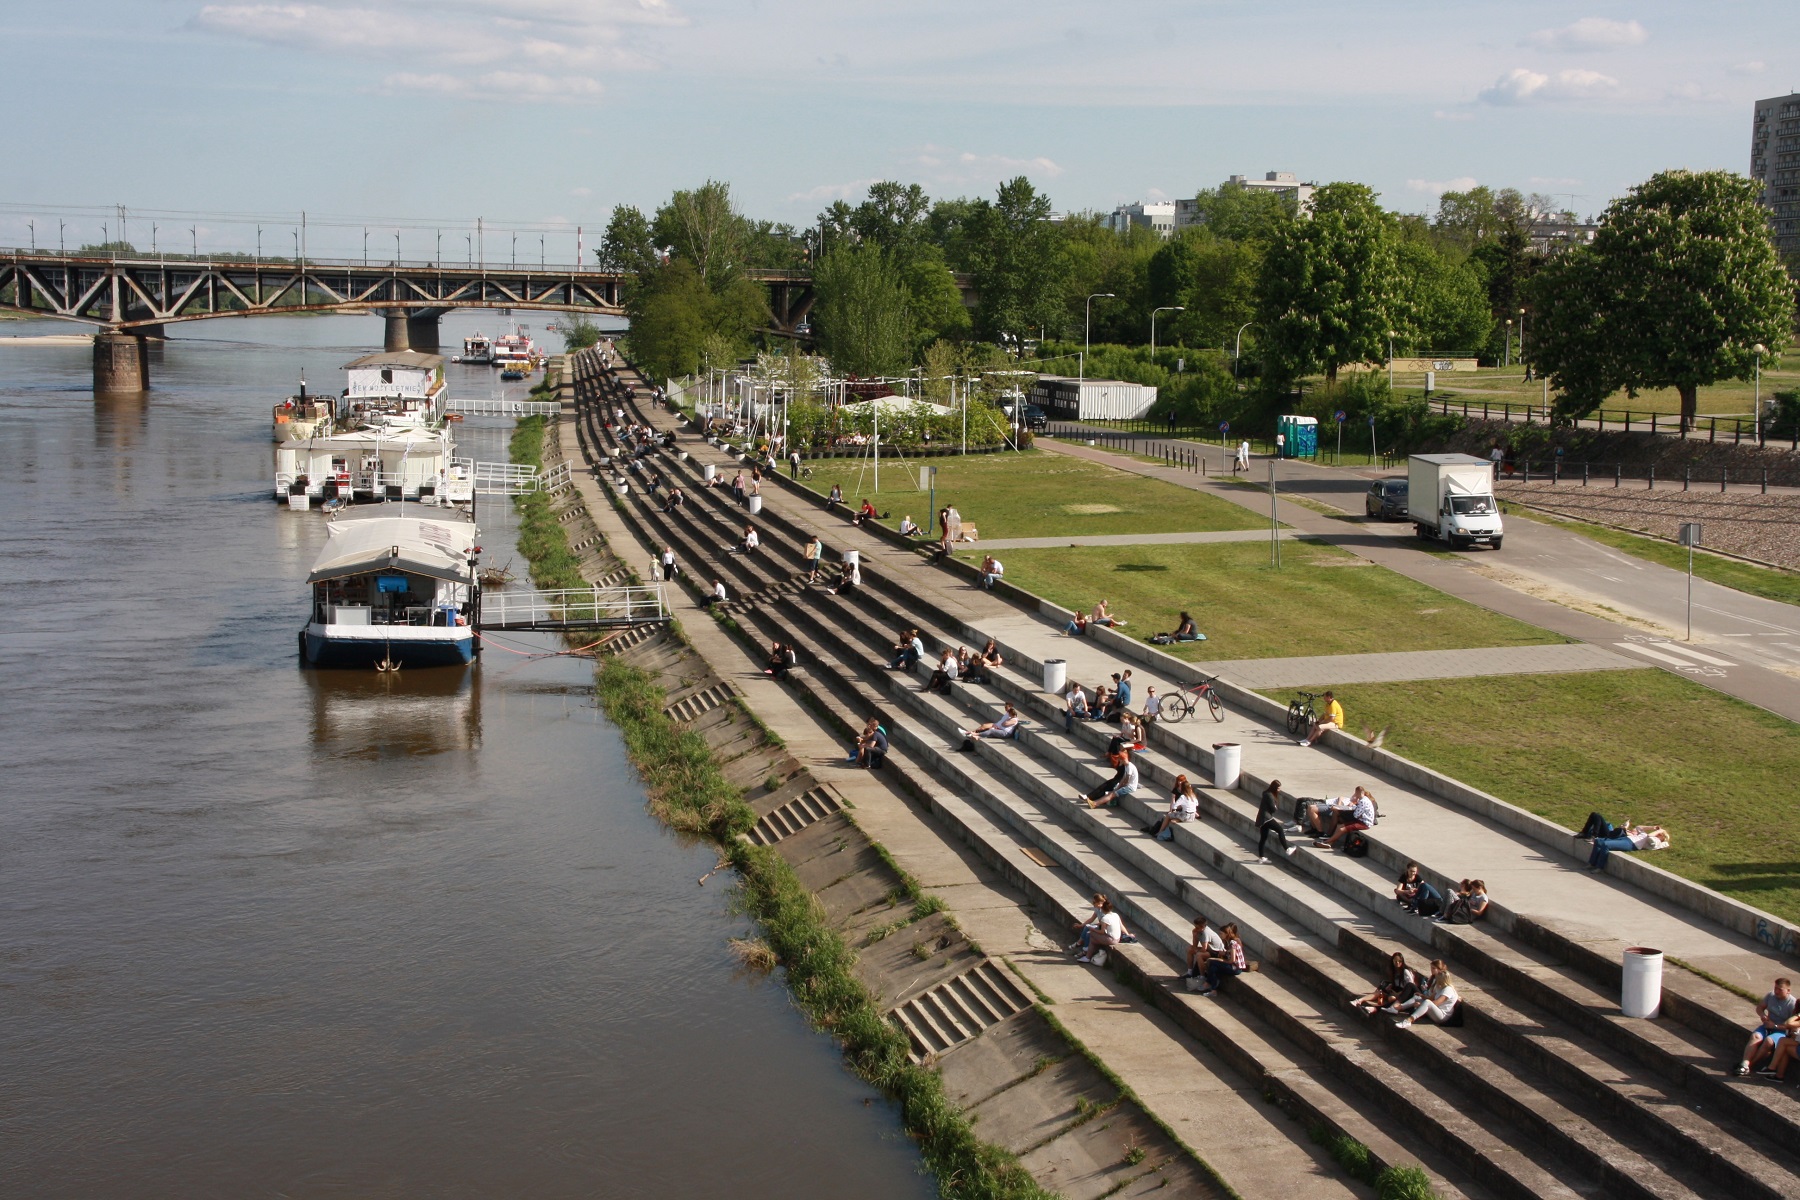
1149;612;1203;645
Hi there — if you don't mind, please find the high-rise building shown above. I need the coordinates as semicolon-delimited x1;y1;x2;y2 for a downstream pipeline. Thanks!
1751;92;1800;258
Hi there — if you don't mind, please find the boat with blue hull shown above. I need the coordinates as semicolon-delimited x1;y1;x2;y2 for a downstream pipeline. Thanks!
300;514;480;669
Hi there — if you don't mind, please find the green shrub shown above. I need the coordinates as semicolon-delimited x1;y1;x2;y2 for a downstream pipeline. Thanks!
1376;1164;1440;1200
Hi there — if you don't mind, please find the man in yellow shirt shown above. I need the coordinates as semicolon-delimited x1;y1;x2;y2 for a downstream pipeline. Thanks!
1301;690;1344;747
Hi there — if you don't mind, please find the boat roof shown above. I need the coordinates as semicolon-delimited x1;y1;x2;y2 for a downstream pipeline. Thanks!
293;426;451;447
308;515;478;584
343;350;445;371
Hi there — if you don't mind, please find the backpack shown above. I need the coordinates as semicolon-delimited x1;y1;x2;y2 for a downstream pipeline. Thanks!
1344;831;1371;858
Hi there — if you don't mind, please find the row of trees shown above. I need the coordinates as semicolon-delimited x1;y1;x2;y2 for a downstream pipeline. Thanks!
601;170;1793;433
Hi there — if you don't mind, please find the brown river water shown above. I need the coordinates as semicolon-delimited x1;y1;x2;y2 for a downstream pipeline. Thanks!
0;314;933;1199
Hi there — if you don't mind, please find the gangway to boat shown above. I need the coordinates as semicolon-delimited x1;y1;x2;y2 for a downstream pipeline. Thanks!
477;583;667;632
458;459;572;496
445;398;562;417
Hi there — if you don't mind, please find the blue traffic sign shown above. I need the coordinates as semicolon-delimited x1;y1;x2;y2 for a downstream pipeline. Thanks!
1334;410;1346;423
1219;421;1230;433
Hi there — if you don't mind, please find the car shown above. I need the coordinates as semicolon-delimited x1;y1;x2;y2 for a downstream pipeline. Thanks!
1365;478;1408;520
1022;403;1048;431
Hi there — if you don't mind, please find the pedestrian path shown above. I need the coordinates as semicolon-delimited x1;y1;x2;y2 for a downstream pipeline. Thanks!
974;528;1293;550
1187;641;1648;690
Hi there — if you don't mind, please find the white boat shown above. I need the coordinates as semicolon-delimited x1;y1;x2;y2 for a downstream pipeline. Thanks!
341;350;447;430
299;513;479;669
275;426;469;507
491;327;539;370
461;333;493;364
273;396;334;443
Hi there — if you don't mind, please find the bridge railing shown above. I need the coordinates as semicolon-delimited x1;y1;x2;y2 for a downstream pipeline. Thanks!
479;584;667;629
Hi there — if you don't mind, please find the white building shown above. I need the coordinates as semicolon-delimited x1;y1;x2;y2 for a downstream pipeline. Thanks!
1106;201;1179;237
1029;376;1158;420
1180;171;1317;220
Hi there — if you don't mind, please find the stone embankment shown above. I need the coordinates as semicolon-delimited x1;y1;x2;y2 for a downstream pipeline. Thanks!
548;349;1800;1200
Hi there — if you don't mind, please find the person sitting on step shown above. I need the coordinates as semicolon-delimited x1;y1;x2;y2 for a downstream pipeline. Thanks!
1150;775;1200;840
961;702;1023;743
925;648;959;694
827;558;861;595
851;498;877;527
1353;952;1421;1016
978;639;1004;672
1185;915;1224;979
1315;786;1376;850
955;646;984;685
703;578;727;609
1063;610;1090;637
1075;899;1125;966
735;524;760;555
1393;960;1460;1028
1439;879;1490;924
979;554;1005;590
827;483;844;506
662;486;685;513
1091;599;1127;627
898;514;922;537
764;641;794;679
1191;924;1246;995
1078;751;1138;809
1063;680;1090;732
886;629;924;672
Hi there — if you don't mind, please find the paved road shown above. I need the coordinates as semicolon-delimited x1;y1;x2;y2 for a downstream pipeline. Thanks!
1045;428;1800;721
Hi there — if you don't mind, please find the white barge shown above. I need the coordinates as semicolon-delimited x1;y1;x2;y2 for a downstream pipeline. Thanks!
275;427;471;507
300;514;480;669
342;350;447;430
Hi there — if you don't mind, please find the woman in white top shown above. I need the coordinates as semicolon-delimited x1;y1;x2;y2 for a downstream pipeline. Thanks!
1151;774;1200;840
1070;892;1108;953
1079;900;1125;965
1395;960;1460;1028
827;559;861;595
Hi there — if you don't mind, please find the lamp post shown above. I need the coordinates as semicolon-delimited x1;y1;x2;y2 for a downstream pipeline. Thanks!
26;219;33;252
1518;307;1528;379
1504;318;1512;368
363;228;369;266
1150;306;1183;364
1387;331;1396;389
1754;343;1768;444
1082;293;1114;390
1233;321;1257;380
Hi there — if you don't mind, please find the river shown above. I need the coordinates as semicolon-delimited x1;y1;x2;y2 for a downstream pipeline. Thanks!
0;313;933;1199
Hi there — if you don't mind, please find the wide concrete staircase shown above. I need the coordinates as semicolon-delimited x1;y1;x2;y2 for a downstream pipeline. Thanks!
570;349;1800;1200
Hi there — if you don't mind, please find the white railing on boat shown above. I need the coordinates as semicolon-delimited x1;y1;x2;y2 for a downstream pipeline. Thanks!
479;584;667;629
445;398;562;417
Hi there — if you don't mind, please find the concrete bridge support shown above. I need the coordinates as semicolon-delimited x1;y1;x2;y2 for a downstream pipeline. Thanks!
383;309;445;354
93;332;150;393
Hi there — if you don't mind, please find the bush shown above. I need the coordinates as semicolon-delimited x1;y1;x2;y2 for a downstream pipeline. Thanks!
1376;1165;1439;1200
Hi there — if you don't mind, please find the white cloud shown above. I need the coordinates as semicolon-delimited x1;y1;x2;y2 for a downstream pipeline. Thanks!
1664;82;1725;103
1432;109;1475;122
785;179;877;205
1406;177;1478;197
916;147;1063;182
1478;67;1621;106
1525;18;1647;52
1732;60;1767;75
190;1;675;102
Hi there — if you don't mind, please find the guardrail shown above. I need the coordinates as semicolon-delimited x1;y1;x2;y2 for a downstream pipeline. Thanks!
1499;460;1791;492
479;584;666;629
445;398;562;417
1427;397;1796;447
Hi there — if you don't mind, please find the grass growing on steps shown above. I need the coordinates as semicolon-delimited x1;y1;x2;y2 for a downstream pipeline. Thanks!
985;541;1565;661
509;415;585;588
796;450;1263;539
1258;669;1800;924
593;652;1052;1200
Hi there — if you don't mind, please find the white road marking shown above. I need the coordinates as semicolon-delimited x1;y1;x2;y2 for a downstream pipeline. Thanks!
1646;642;1738;667
1615;643;1710;668
1692;605;1800;636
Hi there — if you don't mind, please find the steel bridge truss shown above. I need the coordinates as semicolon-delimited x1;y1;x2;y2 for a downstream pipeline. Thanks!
0;253;629;331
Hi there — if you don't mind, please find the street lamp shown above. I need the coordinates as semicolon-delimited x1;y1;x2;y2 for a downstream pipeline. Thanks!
1082;293;1114;390
1387;330;1397;389
1754;343;1769;443
1150;306;1183;364
1504;318;1513;368
1518;307;1528;379
363;227;369;266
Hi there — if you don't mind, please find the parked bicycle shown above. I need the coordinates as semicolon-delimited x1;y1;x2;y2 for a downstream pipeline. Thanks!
1160;676;1225;724
1285;691;1320;737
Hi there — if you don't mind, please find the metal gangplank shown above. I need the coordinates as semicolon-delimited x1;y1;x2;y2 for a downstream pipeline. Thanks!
478;583;667;632
445;398;562;417
457;459;572;496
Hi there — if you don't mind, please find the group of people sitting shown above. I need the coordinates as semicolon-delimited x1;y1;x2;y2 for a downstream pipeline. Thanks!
1393;863;1491;924
1062;600;1126;636
922;641;1005;694
1185;914;1247;994
1070;893;1135;966
1061;670;1137;731
762;640;798;679
1353;953;1463;1028
846;716;889;770
1258;780;1380;853
1738;977;1800;1080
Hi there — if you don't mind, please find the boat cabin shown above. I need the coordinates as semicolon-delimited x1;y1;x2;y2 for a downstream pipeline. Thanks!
341;350;446;429
275;427;469;506
301;515;480;668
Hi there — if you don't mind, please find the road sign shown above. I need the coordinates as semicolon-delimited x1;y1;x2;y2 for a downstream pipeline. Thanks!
1334;410;1346;423
1679;523;1702;547
1219;421;1230;433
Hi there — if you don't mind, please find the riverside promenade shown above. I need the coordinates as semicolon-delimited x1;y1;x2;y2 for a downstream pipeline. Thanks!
568;356;1800;1200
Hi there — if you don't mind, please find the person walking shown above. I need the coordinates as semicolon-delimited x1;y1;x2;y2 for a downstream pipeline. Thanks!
1236;439;1250;474
789;449;801;479
659;546;676;582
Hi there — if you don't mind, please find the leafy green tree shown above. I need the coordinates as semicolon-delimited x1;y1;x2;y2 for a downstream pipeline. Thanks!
1528;170;1795;430
965;177;1071;341
627;261;713;380
559;314;601;352
742;220;806;270
851;181;931;251
900;244;973;345
653;180;746;286
1393;242;1493;354
1184;185;1296;244
597;205;657;276
1254;182;1401;386
1148;228;1262;351
811;244;915;377
926;197;983;269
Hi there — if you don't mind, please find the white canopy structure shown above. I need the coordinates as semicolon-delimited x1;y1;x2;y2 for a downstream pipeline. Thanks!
307;515;477;585
839;397;955;418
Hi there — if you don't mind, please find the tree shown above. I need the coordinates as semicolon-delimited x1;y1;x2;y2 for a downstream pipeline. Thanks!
559;314;601;352
1393;242;1493;354
810;244;915;377
1528;170;1795;430
626;261;713;380
1254;182;1401;386
965;177;1071;341
653;180;745;286
852;181;931;251
1148;228;1262;351
899;244;972;346
1184;185;1296;244
597;205;657;276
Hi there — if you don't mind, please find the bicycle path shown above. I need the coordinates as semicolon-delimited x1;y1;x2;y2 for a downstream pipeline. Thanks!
1185;642;1647;690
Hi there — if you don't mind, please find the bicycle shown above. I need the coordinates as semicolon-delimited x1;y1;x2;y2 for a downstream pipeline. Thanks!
1285;691;1320;738
1159;676;1225;724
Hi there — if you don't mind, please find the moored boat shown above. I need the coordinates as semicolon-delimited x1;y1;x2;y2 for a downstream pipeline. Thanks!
275;426;468;507
341;350;447;430
299;513;480;669
461;332;493;364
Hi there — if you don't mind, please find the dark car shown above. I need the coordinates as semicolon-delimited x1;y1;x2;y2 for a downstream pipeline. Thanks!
1365;478;1408;520
1022;403;1048;431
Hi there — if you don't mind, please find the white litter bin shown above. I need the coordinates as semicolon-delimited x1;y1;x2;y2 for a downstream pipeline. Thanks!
748;495;763;515
1043;658;1068;694
703;463;717;482
1212;743;1242;791
1621;947;1663;1018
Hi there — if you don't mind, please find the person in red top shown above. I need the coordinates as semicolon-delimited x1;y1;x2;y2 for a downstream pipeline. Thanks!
852;499;878;527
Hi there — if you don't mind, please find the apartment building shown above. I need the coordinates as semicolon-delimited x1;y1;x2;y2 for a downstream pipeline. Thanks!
1751;92;1800;258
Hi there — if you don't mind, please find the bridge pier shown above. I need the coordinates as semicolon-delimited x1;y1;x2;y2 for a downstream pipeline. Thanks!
383;309;444;354
93;331;150;393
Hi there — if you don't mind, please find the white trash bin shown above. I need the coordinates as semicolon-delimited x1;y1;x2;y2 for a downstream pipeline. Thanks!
748;494;763;515
703;463;717;482
1621;947;1664;1018
1212;742;1242;791
844;549;861;569
1043;658;1068;694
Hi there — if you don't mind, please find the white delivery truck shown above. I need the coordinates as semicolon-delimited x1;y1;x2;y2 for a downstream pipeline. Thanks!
1408;453;1504;550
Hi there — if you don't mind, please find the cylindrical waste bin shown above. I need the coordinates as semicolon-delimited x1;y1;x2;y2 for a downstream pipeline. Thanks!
748;494;763;515
844;549;861;569
1621;947;1663;1018
1212;743;1242;791
1043;658;1067;694
703;463;717;482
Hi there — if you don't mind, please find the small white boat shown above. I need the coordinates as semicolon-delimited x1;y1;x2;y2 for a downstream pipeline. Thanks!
462;333;493;364
299;513;480;669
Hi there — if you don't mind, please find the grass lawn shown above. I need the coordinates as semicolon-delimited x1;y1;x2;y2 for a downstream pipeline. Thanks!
1392;363;1800;418
1499;503;1800;608
982;541;1566;660
797;449;1264;539
1257;670;1800;924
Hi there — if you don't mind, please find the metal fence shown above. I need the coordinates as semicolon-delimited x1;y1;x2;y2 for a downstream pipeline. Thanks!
1427;397;1796;447
1500;460;1789;493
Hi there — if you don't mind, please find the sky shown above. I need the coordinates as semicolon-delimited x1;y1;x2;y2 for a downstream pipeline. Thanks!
3;0;1796;260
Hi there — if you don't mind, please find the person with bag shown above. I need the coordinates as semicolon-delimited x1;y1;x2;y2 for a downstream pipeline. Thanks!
1315;786;1377;851
1076;900;1125;966
1191;924;1246;995
1394;960;1460;1028
1395;863;1443;917
1185;915;1225;982
1069;893;1108;954
1439;880;1490;924
1353;952;1420;1016
1255;780;1297;862
1149;775;1200;840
